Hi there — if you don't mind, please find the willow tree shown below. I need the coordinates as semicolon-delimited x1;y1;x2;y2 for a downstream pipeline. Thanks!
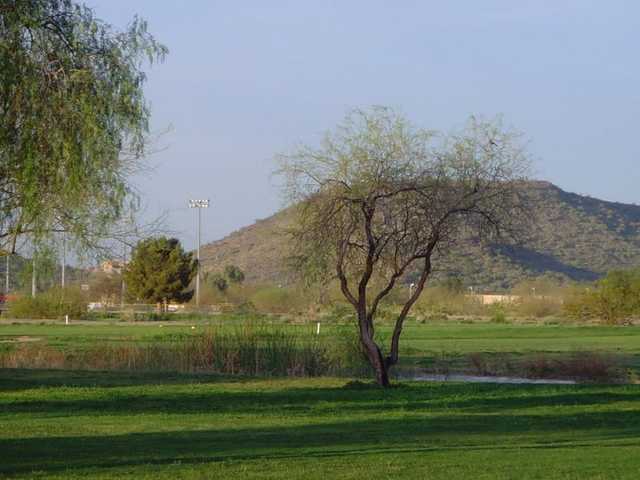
0;0;167;256
278;107;530;387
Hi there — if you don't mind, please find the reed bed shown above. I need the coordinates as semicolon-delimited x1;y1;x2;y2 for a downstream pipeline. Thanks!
0;324;367;377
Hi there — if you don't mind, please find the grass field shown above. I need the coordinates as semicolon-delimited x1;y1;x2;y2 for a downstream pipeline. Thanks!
1;370;639;479
2;319;639;374
1;320;640;478
2;318;640;352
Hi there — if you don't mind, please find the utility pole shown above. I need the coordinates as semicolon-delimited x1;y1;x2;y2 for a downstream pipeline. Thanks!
5;254;9;295
61;232;66;288
188;199;210;307
31;257;36;298
121;241;127;307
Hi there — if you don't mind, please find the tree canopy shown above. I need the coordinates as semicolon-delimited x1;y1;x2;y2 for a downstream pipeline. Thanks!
278;106;530;386
0;0;167;255
224;264;245;284
123;237;196;308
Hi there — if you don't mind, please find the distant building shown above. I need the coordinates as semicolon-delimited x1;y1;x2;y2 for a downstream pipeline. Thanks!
472;294;520;305
99;259;126;275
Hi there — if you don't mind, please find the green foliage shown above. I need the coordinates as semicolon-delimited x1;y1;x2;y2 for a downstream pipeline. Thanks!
17;247;57;294
278;107;530;384
123;237;196;306
233;301;257;315
324;303;356;323
7;286;86;319
207;273;228;292
249;286;305;314
224;265;245;284
564;268;640;324
440;276;464;294
490;304;508;324
0;0;167;252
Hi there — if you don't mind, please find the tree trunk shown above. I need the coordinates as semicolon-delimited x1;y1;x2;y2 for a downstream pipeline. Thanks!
368;344;390;387
358;312;391;387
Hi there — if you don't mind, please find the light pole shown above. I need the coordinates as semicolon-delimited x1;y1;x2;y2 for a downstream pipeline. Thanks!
189;199;210;307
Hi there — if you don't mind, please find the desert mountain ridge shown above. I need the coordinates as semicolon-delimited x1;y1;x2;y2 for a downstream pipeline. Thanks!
200;181;640;290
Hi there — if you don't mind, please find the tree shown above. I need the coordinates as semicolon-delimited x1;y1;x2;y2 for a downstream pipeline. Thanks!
123;237;196;310
278;107;530;386
224;265;245;284
0;0;167;256
208;273;228;293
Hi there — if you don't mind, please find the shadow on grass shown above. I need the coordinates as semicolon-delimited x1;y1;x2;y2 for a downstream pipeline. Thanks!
2;370;640;418
1;411;639;476
2;370;640;476
0;368;253;391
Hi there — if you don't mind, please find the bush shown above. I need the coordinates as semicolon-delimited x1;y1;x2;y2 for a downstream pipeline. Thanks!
7;287;87;319
414;286;484;318
463;351;626;382
522;351;624;382
249;286;305;314
564;269;640;324
514;296;563;319
323;303;355;323
490;304;507;323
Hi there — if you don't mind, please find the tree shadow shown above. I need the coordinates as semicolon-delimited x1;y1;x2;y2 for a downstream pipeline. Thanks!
0;368;253;391
1;410;639;476
2;371;640;476
2;371;639;419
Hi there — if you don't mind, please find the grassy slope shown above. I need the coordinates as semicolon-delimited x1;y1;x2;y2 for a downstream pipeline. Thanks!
0;371;639;479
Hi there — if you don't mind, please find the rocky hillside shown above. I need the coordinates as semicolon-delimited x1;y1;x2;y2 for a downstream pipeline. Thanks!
200;182;640;290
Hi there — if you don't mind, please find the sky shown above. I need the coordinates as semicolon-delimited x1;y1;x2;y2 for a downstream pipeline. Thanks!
88;1;640;250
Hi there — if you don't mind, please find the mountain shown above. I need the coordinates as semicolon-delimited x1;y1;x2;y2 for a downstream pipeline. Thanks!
200;182;640;290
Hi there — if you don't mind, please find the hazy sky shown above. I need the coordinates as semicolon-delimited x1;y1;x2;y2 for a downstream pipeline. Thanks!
89;1;639;249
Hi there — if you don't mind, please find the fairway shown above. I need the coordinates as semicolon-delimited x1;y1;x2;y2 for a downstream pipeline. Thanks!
2;319;640;352
2;320;639;478
1;370;639;479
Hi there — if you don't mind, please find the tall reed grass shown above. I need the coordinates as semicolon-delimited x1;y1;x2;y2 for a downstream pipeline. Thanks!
0;323;369;377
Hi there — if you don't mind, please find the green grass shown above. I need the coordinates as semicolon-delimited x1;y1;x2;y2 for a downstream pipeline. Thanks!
2;319;640;351
0;370;639;479
2;319;639;366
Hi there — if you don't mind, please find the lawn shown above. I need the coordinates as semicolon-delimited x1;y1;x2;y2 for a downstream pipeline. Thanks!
2;318;640;354
0;370;639;479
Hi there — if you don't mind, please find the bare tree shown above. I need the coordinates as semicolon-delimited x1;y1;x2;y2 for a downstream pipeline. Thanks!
278;107;530;387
